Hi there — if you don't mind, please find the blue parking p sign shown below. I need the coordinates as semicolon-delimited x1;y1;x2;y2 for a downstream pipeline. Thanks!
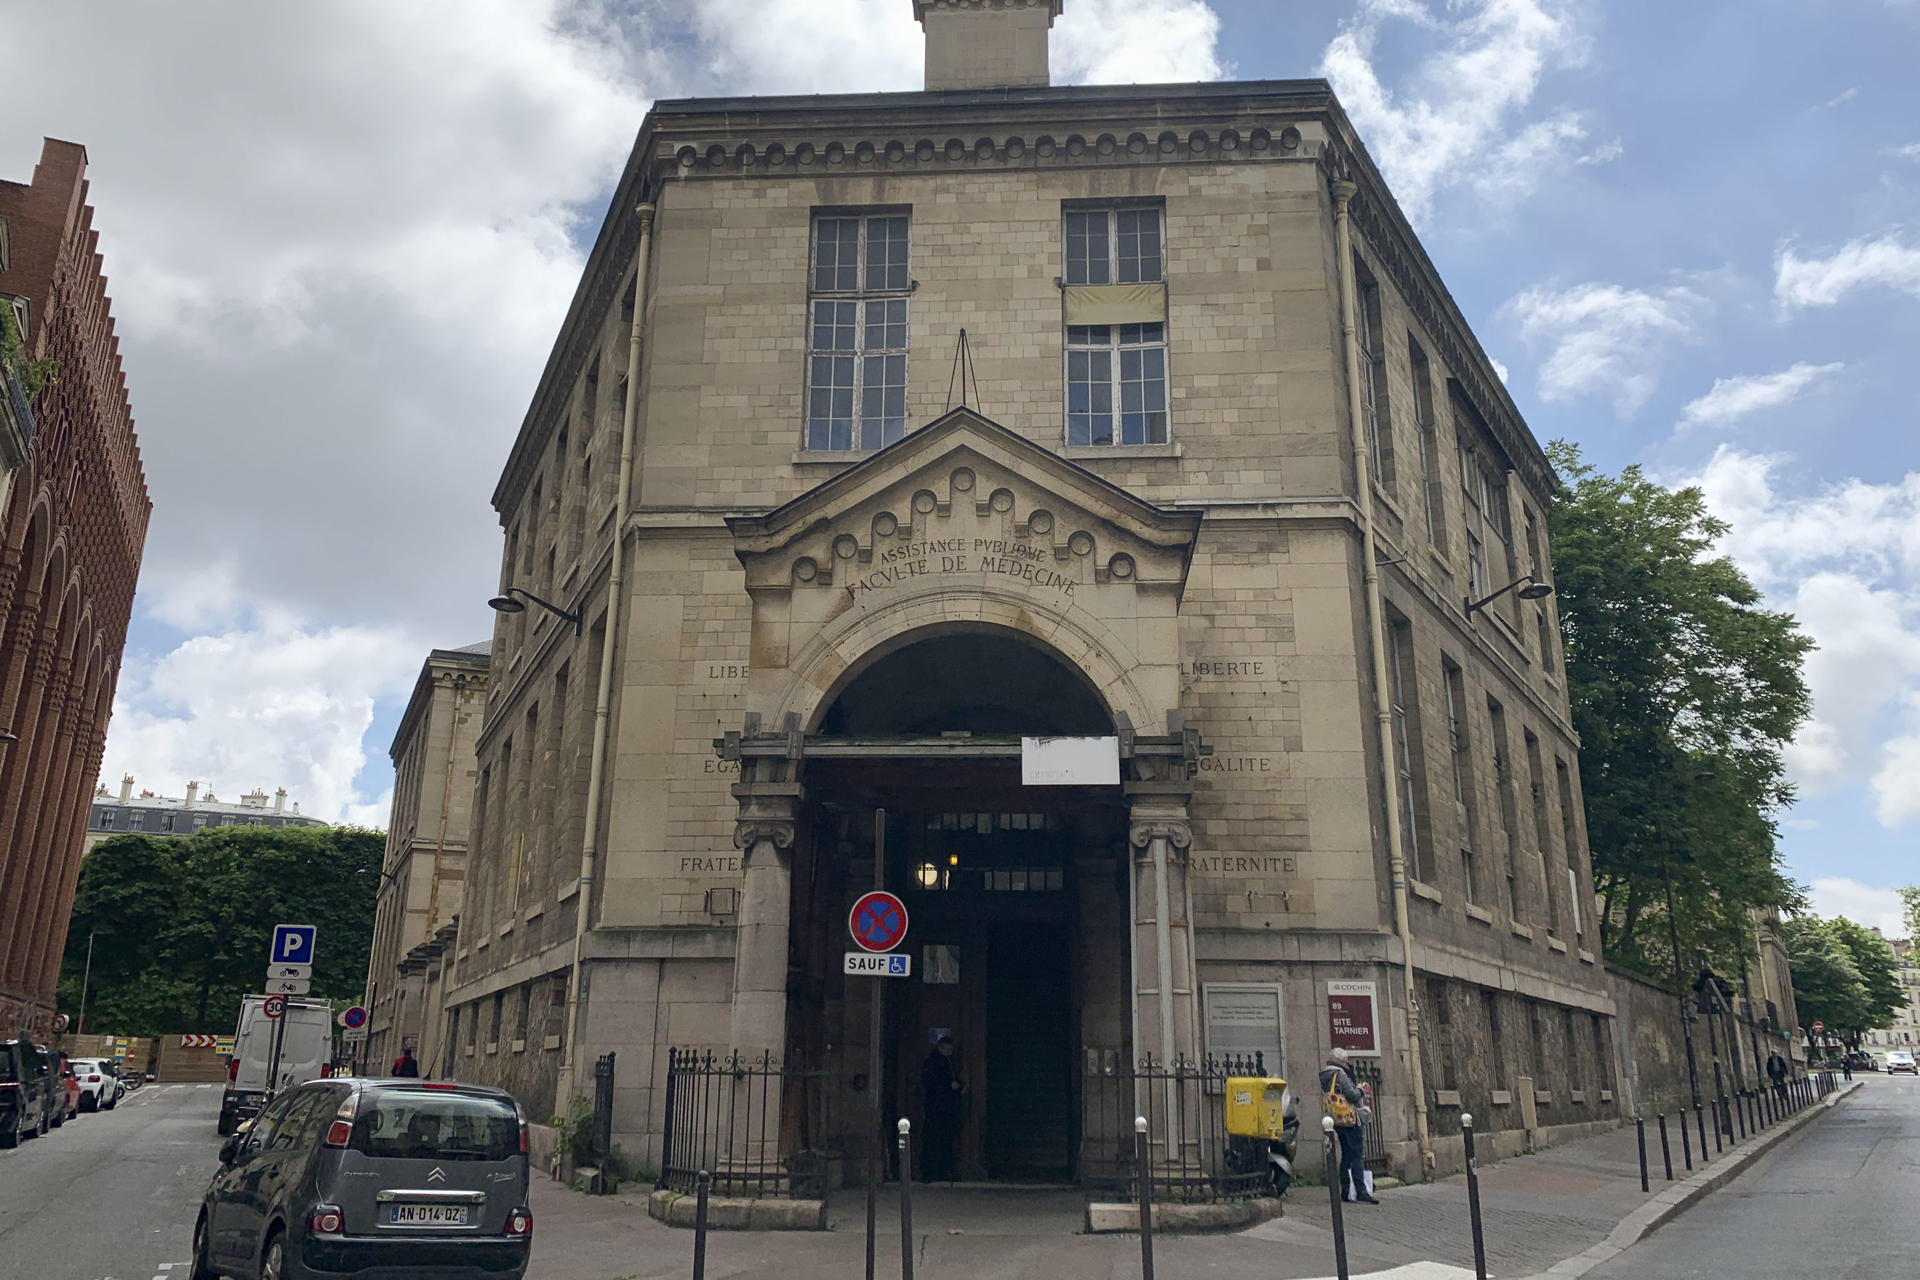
271;924;317;967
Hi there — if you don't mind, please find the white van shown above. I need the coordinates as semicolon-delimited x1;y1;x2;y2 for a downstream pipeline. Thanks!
218;994;334;1135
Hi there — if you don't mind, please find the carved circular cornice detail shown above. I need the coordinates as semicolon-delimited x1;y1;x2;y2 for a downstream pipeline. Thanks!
655;123;1326;182
1129;819;1193;850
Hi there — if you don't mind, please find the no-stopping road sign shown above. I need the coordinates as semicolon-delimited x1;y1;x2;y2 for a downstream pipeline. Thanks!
340;1006;369;1030
848;890;909;953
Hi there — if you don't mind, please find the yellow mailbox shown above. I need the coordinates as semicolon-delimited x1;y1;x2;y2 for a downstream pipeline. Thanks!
1224;1076;1290;1138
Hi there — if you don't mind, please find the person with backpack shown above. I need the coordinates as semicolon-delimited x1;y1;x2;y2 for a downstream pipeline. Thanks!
1319;1047;1377;1204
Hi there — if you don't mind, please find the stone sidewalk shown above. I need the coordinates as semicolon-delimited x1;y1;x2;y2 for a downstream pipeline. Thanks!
524;1081;1861;1280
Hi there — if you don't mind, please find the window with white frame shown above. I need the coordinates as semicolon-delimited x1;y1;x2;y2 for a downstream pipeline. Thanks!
807;212;911;452
1062;207;1169;447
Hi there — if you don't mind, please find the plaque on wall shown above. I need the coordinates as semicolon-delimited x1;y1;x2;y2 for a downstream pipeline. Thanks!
1327;979;1380;1056
1203;983;1285;1077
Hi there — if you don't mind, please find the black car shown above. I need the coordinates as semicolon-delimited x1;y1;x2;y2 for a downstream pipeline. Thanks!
0;1039;58;1146
193;1078;532;1280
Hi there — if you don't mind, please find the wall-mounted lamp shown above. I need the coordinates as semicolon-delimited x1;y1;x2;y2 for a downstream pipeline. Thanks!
488;586;582;636
1464;575;1554;620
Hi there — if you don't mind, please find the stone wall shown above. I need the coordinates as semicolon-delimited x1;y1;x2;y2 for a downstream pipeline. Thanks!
1607;964;1801;1118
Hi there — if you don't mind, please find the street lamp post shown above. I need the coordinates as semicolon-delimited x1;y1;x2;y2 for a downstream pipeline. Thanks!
77;930;98;1038
1464;575;1555;620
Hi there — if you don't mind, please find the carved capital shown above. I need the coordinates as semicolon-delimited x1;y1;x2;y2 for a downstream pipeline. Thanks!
732;790;802;853
1129;814;1193;851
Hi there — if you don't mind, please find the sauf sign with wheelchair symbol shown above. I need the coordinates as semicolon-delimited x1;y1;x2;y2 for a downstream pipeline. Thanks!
844;890;911;976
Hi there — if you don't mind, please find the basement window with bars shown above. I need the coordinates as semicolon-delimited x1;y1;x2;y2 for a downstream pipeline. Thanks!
806;212;911;452
1062;206;1169;446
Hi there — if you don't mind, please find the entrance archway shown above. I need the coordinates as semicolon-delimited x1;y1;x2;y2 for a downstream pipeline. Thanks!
790;628;1131;1183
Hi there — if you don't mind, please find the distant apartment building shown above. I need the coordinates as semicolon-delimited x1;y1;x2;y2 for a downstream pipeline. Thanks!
360;643;489;1075
84;776;328;854
0;139;151;1038
1863;936;1918;1054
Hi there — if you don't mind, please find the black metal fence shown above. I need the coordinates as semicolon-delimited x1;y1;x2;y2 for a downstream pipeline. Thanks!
591;1051;616;1168
658;1048;833;1199
1349;1057;1389;1171
1083;1053;1276;1203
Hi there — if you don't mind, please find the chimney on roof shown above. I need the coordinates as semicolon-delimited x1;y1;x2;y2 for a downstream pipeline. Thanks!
915;0;1060;92
119;774;134;803
275;787;287;813
185;780;199;806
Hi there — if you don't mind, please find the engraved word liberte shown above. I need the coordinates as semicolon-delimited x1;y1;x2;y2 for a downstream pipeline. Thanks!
843;537;1078;601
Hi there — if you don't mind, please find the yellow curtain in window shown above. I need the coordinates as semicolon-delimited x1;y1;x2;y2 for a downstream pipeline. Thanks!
1062;282;1167;326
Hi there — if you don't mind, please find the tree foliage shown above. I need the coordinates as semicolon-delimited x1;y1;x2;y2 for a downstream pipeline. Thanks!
1780;914;1903;1044
1901;885;1920;943
1546;442;1813;979
56;825;383;1036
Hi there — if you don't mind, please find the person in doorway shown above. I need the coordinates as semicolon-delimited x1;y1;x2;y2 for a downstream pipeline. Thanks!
921;1035;964;1181
1319;1048;1376;1204
393;1048;421;1078
1766;1049;1789;1104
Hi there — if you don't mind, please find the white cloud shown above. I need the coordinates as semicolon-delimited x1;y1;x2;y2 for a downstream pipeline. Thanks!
1807;877;1911;938
679;0;1225;94
1871;704;1920;828
1052;0;1227;84
1491;358;1511;384
1695;447;1920;814
1504;281;1706;415
1319;0;1593;224
1775;232;1920;309
1811;86;1859;111
103;621;424;824
1887;142;1920;160
1676;361;1845;432
0;1;644;819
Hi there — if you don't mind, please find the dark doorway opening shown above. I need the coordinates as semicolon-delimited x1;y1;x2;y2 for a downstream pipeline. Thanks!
985;921;1072;1180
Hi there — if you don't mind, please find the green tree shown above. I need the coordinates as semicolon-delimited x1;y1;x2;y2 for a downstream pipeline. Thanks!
1546;442;1814;979
56;824;383;1036
1901;885;1920;942
1780;916;1867;1037
1826;916;1904;1036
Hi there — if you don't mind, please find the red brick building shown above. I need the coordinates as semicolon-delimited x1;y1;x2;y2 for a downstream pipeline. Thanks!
0;139;150;1036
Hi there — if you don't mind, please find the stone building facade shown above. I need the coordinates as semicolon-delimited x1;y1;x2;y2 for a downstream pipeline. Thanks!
0;139;150;1038
84;777;326;855
450;1;1617;1177
361;643;489;1074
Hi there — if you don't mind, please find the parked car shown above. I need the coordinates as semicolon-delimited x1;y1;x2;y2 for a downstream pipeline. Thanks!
193;1078;532;1280
69;1057;124;1111
0;1039;58;1146
53;1052;80;1124
1886;1050;1917;1075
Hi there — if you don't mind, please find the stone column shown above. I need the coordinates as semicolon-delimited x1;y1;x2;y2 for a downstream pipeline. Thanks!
1129;801;1200;1156
728;783;803;1062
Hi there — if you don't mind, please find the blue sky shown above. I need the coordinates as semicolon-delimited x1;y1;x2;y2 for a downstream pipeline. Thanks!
1;0;1913;932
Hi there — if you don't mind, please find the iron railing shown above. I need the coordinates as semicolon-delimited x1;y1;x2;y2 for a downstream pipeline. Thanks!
1083;1053;1276;1203
659;1048;832;1199
1349;1058;1389;1171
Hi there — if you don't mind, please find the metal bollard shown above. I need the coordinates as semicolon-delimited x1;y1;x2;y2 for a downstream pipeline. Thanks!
1696;1105;1709;1162
1323;1116;1350;1280
1462;1114;1488;1280
1636;1117;1649;1192
1657;1113;1673;1180
1680;1107;1692;1171
898;1120;915;1280
692;1170;711;1280
1712;1099;1724;1154
1735;1092;1747;1140
1136;1116;1155;1280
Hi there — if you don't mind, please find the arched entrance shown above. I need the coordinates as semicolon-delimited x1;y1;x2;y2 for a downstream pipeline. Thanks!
791;627;1128;1182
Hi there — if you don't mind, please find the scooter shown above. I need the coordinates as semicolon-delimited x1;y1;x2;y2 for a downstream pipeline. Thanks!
1225;1083;1301;1196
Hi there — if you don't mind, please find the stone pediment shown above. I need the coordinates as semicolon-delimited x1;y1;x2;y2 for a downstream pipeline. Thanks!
726;408;1200;602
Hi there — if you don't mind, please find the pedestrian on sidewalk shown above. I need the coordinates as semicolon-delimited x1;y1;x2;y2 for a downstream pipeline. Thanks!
920;1035;963;1181
1319;1048;1376;1205
392;1048;420;1078
1766;1049;1788;1105
1840;1053;1852;1082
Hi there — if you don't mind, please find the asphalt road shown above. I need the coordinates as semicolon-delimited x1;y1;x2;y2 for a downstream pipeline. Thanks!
0;1082;223;1280
1589;1072;1917;1280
